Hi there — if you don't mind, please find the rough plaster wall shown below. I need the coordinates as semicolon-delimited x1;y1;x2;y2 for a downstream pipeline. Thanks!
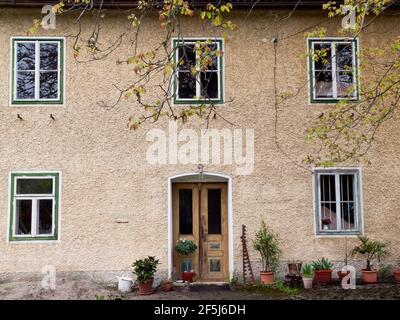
0;8;398;279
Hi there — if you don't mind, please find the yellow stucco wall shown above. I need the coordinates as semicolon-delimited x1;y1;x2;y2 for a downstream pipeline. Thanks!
0;8;399;277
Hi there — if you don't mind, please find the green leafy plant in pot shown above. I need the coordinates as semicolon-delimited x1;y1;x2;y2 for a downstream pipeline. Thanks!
301;264;314;289
175;238;198;282
132;256;160;295
351;236;389;284
311;257;333;285
252;220;281;285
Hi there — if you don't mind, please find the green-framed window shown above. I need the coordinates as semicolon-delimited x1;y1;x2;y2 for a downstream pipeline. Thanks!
308;38;359;103
172;38;224;104
9;172;60;241
313;168;363;236
11;37;64;105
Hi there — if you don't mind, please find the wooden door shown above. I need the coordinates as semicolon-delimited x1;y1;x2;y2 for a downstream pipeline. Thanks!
172;182;228;282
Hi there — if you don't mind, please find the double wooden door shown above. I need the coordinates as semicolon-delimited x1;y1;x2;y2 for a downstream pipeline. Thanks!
172;183;228;282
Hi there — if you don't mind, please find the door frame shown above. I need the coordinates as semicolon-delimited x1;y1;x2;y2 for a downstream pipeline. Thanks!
167;172;233;281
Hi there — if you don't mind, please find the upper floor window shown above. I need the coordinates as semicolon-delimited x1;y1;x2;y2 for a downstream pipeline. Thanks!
313;168;363;236
9;172;60;241
308;38;359;103
11;37;64;105
172;38;223;104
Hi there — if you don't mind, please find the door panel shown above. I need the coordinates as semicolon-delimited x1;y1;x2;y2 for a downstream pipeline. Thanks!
172;182;228;282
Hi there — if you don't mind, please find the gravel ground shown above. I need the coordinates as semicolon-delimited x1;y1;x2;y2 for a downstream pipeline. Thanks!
0;276;399;300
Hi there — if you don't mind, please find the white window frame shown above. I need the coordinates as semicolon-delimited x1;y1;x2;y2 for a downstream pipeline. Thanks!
173;38;223;103
12;175;56;239
309;38;359;102
313;168;363;236
10;37;65;105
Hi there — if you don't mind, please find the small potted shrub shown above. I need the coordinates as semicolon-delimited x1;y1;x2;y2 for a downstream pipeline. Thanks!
175;238;197;282
351;236;389;284
132;256;160;295
301;264;314;289
252;220;281;285
394;260;400;284
312;257;333;284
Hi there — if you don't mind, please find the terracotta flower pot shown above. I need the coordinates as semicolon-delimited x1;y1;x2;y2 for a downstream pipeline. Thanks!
302;277;313;289
182;271;196;282
260;271;274;285
337;270;351;284
361;269;377;284
138;277;154;295
163;281;174;292
314;270;332;284
394;270;400;284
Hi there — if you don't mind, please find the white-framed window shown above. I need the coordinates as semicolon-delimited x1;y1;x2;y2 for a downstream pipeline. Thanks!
172;38;224;104
9;172;60;241
308;38;359;103
313;168;363;236
11;37;64;105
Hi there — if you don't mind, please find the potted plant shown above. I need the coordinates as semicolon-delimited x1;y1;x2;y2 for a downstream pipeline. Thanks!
312;257;333;284
351;236;389;284
163;278;174;292
394;260;400;284
252;220;281;285
132;256;160;295
301;264;314;289
175;238;197;282
321;218;332;230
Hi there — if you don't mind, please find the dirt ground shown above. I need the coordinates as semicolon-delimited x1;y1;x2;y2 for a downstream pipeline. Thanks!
0;276;399;300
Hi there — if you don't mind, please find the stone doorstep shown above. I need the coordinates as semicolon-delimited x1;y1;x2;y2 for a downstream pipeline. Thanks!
172;281;231;292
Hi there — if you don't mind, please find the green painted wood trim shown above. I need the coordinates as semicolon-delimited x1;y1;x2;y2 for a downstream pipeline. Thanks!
11;38;64;105
9;172;60;241
308;38;360;104
172;38;224;105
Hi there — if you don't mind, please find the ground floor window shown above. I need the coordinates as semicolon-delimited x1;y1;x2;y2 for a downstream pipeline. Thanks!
9;172;60;241
313;168;362;236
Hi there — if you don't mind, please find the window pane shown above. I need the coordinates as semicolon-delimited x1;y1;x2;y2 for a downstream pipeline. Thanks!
180;259;193;272
320;202;337;230
314;71;333;98
320;175;336;202
200;72;218;99
38;199;53;235
40;71;58;99
313;43;332;71
200;43;218;71
208;189;221;234
340;202;355;230
16;71;35;99
40;43;58;70
16;42;35;71
210;259;221;272
17;178;53;194
337;72;354;98
337;43;353;70
178;72;196;99
179;189;193;234
178;44;195;71
15;199;32;235
340;174;354;201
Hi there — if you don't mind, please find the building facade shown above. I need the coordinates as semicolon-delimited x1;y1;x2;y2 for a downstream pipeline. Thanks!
0;1;399;282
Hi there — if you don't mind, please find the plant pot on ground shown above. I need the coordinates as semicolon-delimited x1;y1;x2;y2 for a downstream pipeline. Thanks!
395;261;400;284
132;256;160;295
312;258;333;284
252;220;281;285
351;236;389;284
163;279;174;292
301;264;314;289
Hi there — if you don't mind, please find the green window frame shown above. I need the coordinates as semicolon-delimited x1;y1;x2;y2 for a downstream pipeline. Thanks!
11;37;65;105
9;172;60;241
313;168;363;236
172;38;224;104
308;38;359;103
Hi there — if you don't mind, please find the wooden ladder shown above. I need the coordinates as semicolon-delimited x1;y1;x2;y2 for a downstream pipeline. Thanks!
241;224;255;283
